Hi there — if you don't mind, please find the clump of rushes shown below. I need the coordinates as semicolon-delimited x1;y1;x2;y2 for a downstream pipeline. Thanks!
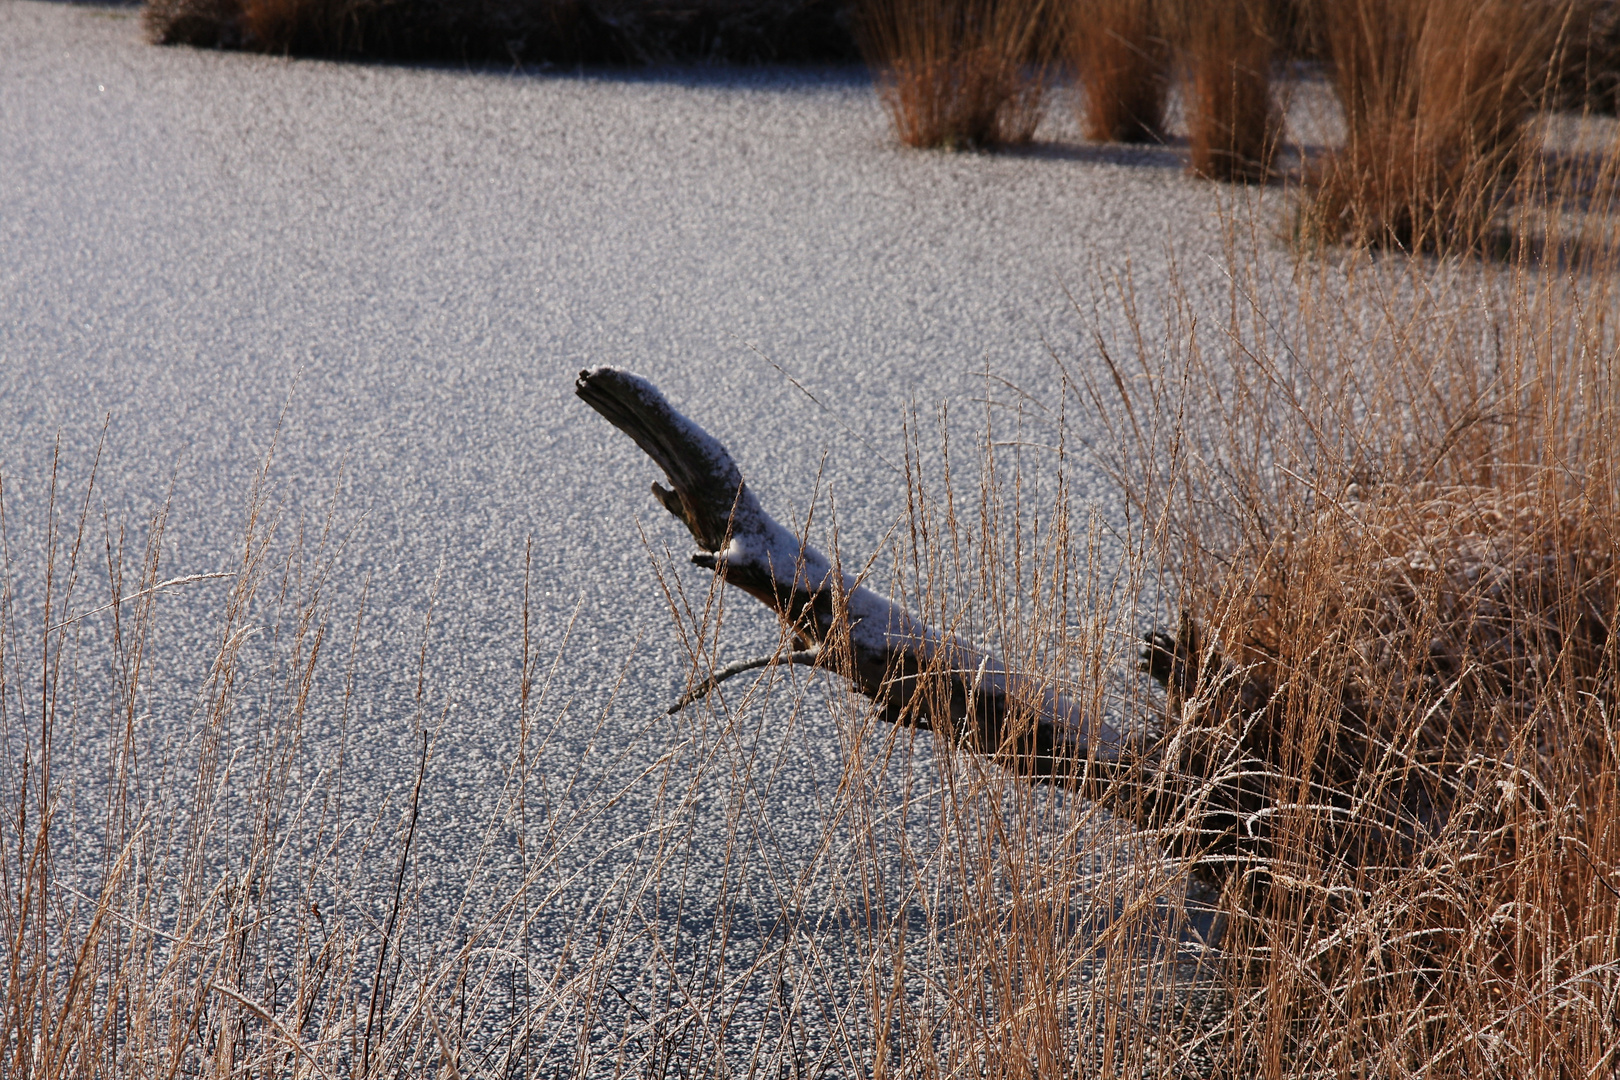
1304;0;1574;251
1067;0;1170;143
1084;154;1620;1072
1166;0;1280;181
858;0;1055;149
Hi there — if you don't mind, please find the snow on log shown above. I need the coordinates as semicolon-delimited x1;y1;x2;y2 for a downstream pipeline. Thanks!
575;366;1134;778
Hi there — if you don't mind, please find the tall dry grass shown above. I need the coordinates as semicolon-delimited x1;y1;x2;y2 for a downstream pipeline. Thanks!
1303;0;1581;251
1067;0;1170;143
1069;162;1620;1072
629;118;1620;1073
858;0;1055;149
1164;0;1281;182
0;445;761;1076
0;419;1198;1076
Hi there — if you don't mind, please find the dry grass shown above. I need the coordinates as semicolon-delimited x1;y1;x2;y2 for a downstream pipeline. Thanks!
857;0;1054;149
1302;0;1582;251
1162;0;1281;182
1067;0;1169;143
1069;170;1620;1071
8;284;1619;1078
0;447;709;1076
0;428;1201;1076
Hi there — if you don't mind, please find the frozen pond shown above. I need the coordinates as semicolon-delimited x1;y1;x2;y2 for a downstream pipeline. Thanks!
1;2;1248;1068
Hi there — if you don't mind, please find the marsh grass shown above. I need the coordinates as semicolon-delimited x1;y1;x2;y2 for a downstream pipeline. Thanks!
857;0;1055;149
10;193;1620;1076
0;412;1191;1080
1301;0;1582;251
1164;0;1281;182
1067;0;1169;144
1069;174;1620;1072
0;441;765;1076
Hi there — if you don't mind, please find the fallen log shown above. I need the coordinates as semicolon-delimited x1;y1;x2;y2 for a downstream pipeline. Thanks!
577;364;1620;1041
576;365;1136;780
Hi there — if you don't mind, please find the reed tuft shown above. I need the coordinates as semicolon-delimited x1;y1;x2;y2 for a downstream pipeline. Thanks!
858;0;1055;149
1302;0;1578;250
1067;0;1170;143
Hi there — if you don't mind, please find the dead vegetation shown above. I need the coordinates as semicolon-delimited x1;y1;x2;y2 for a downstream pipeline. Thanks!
141;0;1620;258
856;0;1054;148
1066;180;1620;1070
567;121;1620;1071
1301;0;1585;251
1065;0;1169;143
1166;0;1280;181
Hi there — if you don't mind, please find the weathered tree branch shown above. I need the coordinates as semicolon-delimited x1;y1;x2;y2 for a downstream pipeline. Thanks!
576;366;1136;782
573;367;1409;902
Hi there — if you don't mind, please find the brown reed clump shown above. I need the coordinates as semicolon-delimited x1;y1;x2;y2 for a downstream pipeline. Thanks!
1304;0;1577;252
1067;0;1170;143
858;0;1055;149
1165;0;1280;182
1163;474;1620;1076
1076;176;1620;1071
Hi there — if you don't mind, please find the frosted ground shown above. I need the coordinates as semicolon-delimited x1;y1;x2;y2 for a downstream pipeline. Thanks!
2;1;1272;1067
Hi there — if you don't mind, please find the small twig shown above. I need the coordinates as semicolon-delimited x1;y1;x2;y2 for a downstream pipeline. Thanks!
668;647;821;714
